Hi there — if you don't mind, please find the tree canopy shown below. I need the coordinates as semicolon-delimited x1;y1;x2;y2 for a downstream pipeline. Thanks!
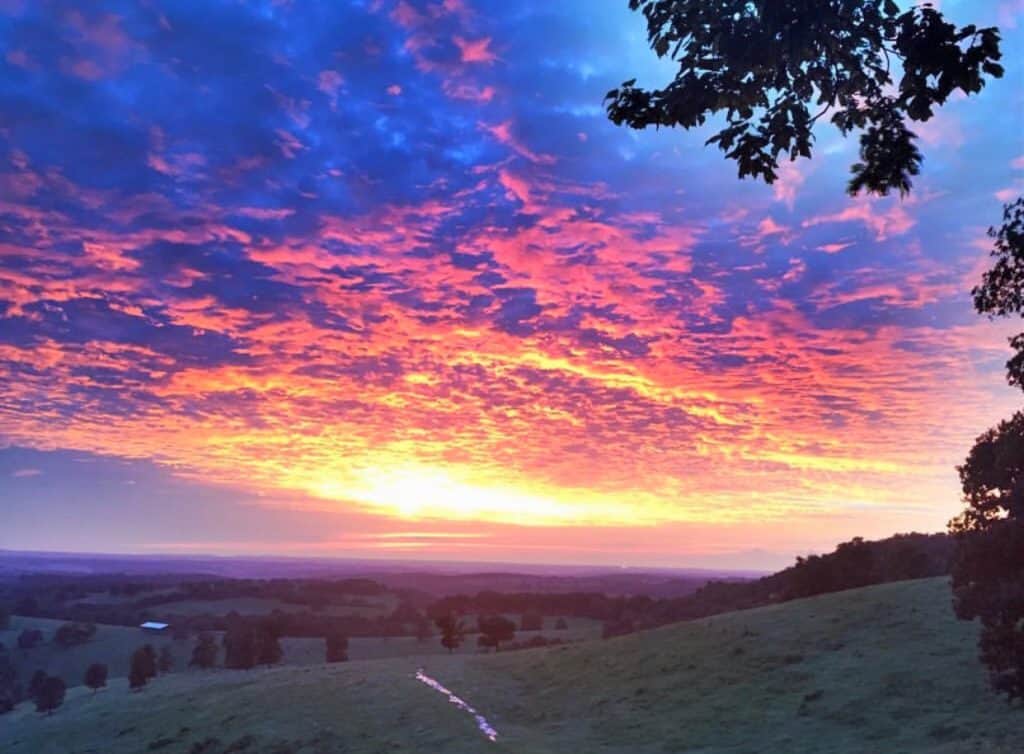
84;663;108;693
477;614;516;652
129;645;157;691
189;632;218;669
34;675;65;715
606;0;1003;195
951;201;1024;702
974;198;1024;388
435;613;466;654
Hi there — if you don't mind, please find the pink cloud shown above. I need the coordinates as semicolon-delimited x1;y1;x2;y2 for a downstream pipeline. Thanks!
772;161;806;209
453;36;496;64
802;199;915;241
443;81;495;102
317;70;344;109
481;121;555;165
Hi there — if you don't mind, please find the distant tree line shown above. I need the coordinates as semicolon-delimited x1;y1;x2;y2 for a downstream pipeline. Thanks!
432;533;953;639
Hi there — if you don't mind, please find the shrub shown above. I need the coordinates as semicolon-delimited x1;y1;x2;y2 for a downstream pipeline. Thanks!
17;629;43;650
34;675;65;715
54;622;97;647
84;663;108;693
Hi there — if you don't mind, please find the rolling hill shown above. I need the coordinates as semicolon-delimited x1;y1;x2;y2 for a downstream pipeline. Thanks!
1;578;1019;753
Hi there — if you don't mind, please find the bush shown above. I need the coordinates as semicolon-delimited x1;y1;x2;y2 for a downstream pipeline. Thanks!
54;622;97;647
190;632;218;669
17;629;43;650
129;645;157;691
34;675;65;715
520;610;543;631
84;663;108;693
325;633;348;663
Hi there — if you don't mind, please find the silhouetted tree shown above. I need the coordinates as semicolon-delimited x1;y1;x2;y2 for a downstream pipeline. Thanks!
189;632;218;669
0;606;9;630
951;413;1024;701
477;615;516;652
949;199;1024;701
255;625;283;666
83;663;108;693
520;610;543;632
34;675;65;715
606;0;1003;196
129;645;157;691
54;622;97;647
27;670;46;701
0;646;19;714
17;629;43;650
554;617;569;631
325;632;349;663
158;646;174;673
974;198;1024;388
222;624;256;670
435;613;465;654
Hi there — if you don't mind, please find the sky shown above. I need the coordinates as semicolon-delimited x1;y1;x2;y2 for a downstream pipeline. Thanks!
0;0;1022;571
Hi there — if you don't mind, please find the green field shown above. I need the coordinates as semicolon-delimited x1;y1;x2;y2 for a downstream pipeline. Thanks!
1;578;1020;753
0;617;189;686
142;595;394;620
0;613;599;684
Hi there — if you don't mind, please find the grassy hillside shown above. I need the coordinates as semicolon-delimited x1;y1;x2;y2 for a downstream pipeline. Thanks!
0;614;599;687
2;578;1020;753
0;617;188;685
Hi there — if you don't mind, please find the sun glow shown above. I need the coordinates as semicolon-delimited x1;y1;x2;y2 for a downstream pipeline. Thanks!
310;465;655;527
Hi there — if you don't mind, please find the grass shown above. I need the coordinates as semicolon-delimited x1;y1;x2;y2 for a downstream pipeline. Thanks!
0;616;188;686
143;596;393;620
0;614;599;686
1;578;1020;753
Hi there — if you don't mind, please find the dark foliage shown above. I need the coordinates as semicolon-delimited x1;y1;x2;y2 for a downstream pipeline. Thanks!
189;632;218;669
0;576;390;636
27;669;46;701
17;628;43;650
554;617;569;631
606;0;1003;195
222;624;256;670
255;628;283;667
222;619;283;669
34;674;65;715
434;533;952;636
158;646;174;673
520;610;543;632
434;612;466;654
477;614;516;652
974;198;1024;389
0;606;9;630
84;662;108;693
129;644;157;690
53;621;97;647
951;412;1024;701
325;632;349;663
0;646;19;713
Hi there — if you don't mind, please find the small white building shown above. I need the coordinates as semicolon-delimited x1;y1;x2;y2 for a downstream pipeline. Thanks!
139;621;169;633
